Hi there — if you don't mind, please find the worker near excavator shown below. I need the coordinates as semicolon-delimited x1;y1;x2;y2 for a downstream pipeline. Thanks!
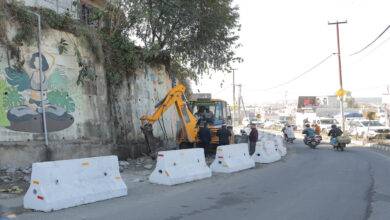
204;107;214;124
217;124;231;145
198;122;211;156
248;123;258;156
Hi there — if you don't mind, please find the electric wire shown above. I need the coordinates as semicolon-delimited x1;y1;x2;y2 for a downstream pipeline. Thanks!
352;35;390;64
250;53;336;92
350;25;390;56
214;84;232;95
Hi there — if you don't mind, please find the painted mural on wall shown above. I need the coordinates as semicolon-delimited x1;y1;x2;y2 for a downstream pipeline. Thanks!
0;51;75;133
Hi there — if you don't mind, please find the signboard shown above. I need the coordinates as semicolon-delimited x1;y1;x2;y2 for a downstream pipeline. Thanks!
248;112;255;118
366;112;376;120
191;93;212;99
297;96;317;110
336;88;348;98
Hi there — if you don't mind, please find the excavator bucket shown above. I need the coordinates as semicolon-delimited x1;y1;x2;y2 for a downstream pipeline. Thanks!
141;124;161;155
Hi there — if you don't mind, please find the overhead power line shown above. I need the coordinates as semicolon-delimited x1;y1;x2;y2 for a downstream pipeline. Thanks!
214;84;232;95
350;25;390;56
251;53;336;92
352;35;390;64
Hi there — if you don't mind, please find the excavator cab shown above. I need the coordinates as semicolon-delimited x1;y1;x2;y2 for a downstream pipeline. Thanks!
178;96;233;146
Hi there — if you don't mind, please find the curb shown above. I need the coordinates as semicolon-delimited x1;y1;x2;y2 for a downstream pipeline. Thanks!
370;144;390;151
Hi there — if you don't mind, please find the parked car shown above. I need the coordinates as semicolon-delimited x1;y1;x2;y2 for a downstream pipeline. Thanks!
273;120;296;130
314;118;340;134
347;120;390;139
263;120;276;129
242;117;263;128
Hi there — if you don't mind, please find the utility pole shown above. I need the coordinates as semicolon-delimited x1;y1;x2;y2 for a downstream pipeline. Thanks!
328;20;347;132
232;69;237;126
237;84;242;124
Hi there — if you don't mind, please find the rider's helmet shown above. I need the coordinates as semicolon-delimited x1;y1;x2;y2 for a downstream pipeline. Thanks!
331;124;337;129
305;124;310;128
286;123;291;127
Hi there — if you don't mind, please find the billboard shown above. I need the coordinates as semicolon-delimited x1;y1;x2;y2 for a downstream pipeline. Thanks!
297;96;317;111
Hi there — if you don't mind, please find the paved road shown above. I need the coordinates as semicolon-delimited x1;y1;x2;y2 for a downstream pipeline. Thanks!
17;140;390;220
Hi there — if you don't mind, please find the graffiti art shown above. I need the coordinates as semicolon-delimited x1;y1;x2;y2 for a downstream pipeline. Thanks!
0;51;74;133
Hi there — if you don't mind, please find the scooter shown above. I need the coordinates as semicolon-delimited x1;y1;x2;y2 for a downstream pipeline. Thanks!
304;135;321;149
283;129;295;143
284;134;295;143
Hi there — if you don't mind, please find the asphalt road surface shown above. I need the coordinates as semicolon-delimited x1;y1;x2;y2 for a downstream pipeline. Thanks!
17;140;390;220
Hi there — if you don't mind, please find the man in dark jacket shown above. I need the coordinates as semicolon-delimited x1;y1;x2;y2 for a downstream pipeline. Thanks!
216;124;231;145
328;124;343;148
198;122;211;156
249;124;258;156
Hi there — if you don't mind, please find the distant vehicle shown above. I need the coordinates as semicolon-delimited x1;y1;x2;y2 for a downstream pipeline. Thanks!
274;120;296;130
242;117;263;127
263;120;276;129
347;120;390;139
314;118;340;134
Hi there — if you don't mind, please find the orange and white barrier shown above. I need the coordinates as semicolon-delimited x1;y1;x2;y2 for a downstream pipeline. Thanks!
274;136;287;156
149;148;211;185
24;156;127;212
210;143;255;173
252;141;281;163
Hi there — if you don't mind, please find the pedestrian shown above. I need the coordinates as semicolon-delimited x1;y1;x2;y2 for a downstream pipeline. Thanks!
216;124;231;145
198;122;211;157
248;123;258;156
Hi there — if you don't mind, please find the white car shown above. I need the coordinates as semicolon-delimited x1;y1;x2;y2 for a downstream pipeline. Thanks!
347;120;390;139
314;118;340;134
242;117;263;127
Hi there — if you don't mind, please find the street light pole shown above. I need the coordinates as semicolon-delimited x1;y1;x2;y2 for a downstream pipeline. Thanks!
329;20;347;132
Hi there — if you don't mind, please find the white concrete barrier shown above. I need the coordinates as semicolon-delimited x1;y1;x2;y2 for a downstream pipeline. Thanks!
210;144;255;173
274;137;287;156
264;140;283;160
24;156;127;212
252;141;281;163
149;148;211;185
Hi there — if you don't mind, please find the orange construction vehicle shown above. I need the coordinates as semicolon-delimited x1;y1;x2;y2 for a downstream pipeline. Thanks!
140;84;233;153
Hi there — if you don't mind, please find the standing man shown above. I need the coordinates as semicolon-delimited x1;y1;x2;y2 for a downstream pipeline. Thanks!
248;124;258;156
217;124;231;145
198;122;211;157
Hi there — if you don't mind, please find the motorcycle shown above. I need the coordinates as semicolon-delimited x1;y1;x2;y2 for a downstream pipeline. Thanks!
283;128;295;143
284;135;295;143
304;135;321;149
331;136;350;151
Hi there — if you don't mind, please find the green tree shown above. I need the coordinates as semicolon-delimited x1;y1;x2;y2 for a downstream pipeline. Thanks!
125;0;242;82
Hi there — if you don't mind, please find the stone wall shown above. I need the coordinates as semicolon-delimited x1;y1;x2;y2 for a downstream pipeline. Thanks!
0;21;178;168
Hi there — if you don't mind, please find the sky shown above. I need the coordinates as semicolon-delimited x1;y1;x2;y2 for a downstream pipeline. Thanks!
192;0;390;105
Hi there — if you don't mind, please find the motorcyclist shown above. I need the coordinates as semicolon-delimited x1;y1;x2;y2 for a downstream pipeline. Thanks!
313;123;321;135
282;123;295;140
302;124;315;144
328;124;343;149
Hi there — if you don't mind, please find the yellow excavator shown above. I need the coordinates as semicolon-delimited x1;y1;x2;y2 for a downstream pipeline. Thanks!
140;84;232;153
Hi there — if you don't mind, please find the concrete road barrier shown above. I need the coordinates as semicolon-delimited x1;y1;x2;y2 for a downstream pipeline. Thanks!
274;136;287;156
149;148;212;186
210;144;255;173
24;156;127;212
264;140;283;160
252;141;281;163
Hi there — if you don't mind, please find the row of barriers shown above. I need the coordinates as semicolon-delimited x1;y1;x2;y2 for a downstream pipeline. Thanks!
23;131;287;212
150;131;287;185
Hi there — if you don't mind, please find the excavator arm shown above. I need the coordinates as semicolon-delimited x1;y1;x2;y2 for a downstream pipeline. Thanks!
140;85;198;152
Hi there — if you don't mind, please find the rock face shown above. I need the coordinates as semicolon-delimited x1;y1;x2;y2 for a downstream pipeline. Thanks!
0;20;179;168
